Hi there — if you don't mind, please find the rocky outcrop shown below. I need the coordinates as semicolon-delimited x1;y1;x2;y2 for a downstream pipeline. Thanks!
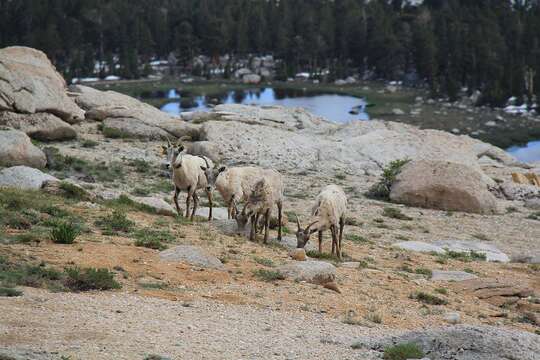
0;128;46;168
453;278;535;307
499;181;540;201
159;245;224;269
0;111;76;141
70;85;201;140
277;261;336;285
389;160;499;214
364;325;540;360
0;46;84;123
201;104;522;176
0;166;58;189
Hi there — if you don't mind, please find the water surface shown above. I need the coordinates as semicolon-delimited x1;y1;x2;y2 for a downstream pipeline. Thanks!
160;87;369;123
507;140;540;163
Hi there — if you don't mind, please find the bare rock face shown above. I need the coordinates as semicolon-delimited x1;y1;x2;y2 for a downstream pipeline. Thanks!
453;278;534;308
390;160;499;214
202;104;522;177
0;128;46;168
159;245;224;269
364;325;540;360
277;260;336;285
0;46;84;123
0;111;76;141
0;166;57;189
70;85;201;140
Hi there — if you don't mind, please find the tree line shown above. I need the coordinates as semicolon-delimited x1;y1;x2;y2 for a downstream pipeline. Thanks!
1;0;539;106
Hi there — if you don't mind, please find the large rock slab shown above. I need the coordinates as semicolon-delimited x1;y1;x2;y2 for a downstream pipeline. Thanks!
0;111;76;141
203;105;522;176
71;85;201;140
433;240;510;262
195;207;228;220
0;128;46;168
159;245;223;269
129;196;176;216
393;241;445;254
390;160;498;214
102;117;170;140
0;166;58;189
453;278;534;307
0;46;84;122
364;325;540;360
430;270;478;282
277;260;336;285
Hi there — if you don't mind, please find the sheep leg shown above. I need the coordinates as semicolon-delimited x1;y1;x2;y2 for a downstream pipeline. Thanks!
339;216;345;259
185;186;192;218
318;231;323;253
206;189;213;221
254;213;261;236
173;186;181;216
190;191;199;221
249;214;256;241
331;226;336;255
277;201;283;241
263;209;270;244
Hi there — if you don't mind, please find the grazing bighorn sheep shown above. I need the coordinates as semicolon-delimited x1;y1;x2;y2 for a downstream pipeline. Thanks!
161;140;221;221
234;170;284;243
210;166;275;220
295;185;347;259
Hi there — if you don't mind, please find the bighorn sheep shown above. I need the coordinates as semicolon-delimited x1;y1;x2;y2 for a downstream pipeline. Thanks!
234;170;284;243
295;185;347;259
209;166;275;219
161;140;221;221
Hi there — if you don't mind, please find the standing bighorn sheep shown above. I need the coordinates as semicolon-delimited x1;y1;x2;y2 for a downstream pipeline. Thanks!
234;170;284;243
295;185;347;259
162;140;223;221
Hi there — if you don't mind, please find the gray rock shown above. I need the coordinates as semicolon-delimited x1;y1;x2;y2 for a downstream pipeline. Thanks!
0;111;77;141
211;219;250;237
392;241;445;254
392;108;405;115
433;240;510;262
524;198;540;210
510;254;540;264
443;312;461;324
0;128;47;168
277;261;336;285
500;181;540;201
0;166;58;189
431;270;478;282
0;46;84;123
242;73;261;84
185;141;222;163
159;245;223;269
102;117;170;140
390;160;498;214
71;85;201;140
270;236;316;251
365;325;540;360
340;262;361;268
129;196;176;216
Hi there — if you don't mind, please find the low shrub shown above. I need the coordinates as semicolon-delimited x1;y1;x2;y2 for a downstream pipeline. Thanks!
0;287;22;297
64;267;121;291
81;139;99;148
95;210;134;235
410;291;448;305
51;221;80;244
383;342;424;360
382;207;412;221
253;257;275;267
253;269;285;282
366;159;410;200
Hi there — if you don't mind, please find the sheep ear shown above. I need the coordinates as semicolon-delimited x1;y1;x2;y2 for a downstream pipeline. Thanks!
218;166;226;173
161;145;167;154
177;144;185;152
200;166;207;171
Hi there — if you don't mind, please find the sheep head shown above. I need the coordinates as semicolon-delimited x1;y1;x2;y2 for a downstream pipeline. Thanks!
295;214;318;248
199;156;226;192
234;203;250;231
161;139;184;169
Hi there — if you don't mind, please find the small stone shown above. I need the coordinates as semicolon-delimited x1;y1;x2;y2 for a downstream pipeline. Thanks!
289;248;306;261
444;312;461;324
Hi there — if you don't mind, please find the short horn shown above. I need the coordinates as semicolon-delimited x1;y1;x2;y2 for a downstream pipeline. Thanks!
305;221;318;232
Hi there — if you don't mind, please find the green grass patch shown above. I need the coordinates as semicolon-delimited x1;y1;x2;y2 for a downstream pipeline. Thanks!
383;342;424;360
0;286;23;297
434;287;448;295
104;194;157;214
81;139;99;148
414;268;433;277
253;256;275;267
95;210;135;235
345;233;370;244
133;228;175;250
50;221;80;244
306;250;341;262
127;159;152;173
382;207;412;221
253;269;285;282
58;181;87;201
132;187;151;196
527;211;540;220
410;291;448;305
64;267;121;291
